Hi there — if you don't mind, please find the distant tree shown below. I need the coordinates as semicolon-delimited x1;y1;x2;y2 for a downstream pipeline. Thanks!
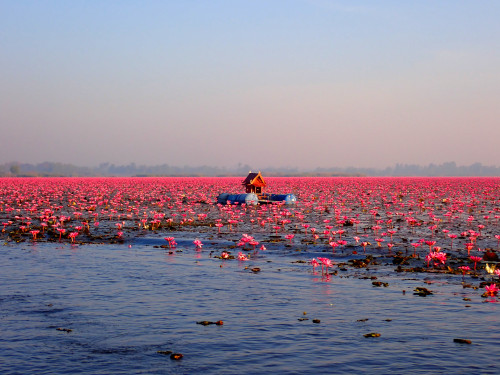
9;164;20;175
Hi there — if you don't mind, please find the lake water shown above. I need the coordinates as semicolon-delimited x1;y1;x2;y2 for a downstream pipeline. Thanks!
1;232;499;374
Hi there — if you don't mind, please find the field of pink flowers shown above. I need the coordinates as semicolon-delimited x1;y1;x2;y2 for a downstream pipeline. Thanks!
1;176;500;297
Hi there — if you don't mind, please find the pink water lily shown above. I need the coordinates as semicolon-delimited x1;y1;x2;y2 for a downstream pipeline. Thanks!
470;256;482;271
426;251;447;268
329;241;338;253
30;229;40;240
458;265;470;281
310;258;319;270
485;284;499;297
411;243;421;257
68;231;78;243
458;265;470;274
237;252;248;261
164;237;176;248
317;257;334;274
465;243;474;256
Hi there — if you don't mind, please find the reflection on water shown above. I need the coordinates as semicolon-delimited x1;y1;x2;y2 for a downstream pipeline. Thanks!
1;237;499;374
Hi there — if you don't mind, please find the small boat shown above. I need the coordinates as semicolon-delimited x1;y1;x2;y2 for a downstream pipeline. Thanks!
217;172;297;205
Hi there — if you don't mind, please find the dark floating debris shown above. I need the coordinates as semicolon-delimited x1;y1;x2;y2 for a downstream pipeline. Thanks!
413;287;433;297
157;350;173;355
56;328;72;333
453;338;472;345
372;281;389;287
349;256;373;268
312;319;321;324
364;332;381;338
298;317;309;321
170;353;184;360
357;318;369;322
196;320;223;326
392;255;411;265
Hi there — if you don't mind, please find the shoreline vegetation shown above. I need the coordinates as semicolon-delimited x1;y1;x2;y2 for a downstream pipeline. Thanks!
1;161;500;177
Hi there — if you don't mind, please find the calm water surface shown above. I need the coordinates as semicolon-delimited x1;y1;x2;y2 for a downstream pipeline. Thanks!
1;234;499;374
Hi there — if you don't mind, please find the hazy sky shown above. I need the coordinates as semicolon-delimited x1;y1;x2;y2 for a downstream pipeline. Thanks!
1;1;499;169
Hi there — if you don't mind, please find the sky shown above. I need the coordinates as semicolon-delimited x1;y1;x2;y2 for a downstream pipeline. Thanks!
1;0;499;170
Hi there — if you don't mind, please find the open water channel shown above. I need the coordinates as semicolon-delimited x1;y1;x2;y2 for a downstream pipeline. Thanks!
1;233;499;374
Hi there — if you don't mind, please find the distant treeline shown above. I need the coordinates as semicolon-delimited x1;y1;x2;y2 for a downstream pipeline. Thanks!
313;162;500;177
0;162;256;177
1;161;499;177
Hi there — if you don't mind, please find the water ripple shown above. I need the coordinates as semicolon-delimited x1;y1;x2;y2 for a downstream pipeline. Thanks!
1;241;499;374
